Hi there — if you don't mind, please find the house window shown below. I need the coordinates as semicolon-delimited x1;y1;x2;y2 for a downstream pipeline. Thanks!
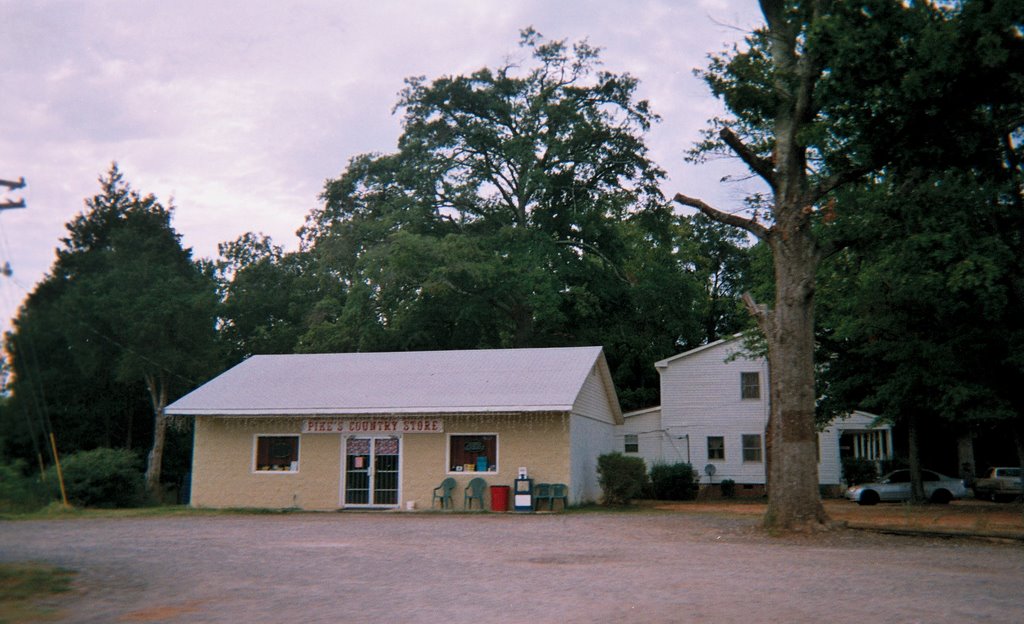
742;434;763;463
624;434;639;453
448;434;497;473
741;372;760;399
707;436;725;460
254;435;299;472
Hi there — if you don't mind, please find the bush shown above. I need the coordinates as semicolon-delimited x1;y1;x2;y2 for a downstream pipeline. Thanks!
841;458;879;486
46;448;145;508
597;452;649;506
649;462;699;501
720;478;736;498
0;460;49;513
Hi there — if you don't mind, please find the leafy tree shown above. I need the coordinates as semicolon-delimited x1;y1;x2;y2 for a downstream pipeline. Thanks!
818;175;1019;500
678;0;1022;528
3;165;219;496
813;0;1024;500
680;214;755;343
215;232;324;360
299;29;722;407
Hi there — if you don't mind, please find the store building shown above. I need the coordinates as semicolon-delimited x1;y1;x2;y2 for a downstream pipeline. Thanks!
166;347;622;510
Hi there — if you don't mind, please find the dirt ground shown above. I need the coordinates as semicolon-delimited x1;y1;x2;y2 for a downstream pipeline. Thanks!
655;498;1024;539
1;503;1023;624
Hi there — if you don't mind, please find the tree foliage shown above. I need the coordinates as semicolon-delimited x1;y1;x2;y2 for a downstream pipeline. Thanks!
288;29;747;408
2;165;220;496
215;233;325;361
815;0;1024;488
681;0;1023;526
597;452;649;505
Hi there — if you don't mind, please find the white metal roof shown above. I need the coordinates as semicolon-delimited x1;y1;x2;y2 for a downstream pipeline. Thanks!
654;334;743;369
623;406;661;419
166;346;616;417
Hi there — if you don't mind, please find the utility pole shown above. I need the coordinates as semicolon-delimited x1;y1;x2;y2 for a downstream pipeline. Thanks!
0;177;27;210
0;176;67;506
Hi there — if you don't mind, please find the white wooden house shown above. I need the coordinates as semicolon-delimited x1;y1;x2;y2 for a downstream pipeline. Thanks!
616;336;892;496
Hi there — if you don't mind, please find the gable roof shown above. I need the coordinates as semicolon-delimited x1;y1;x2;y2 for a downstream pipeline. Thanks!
654;334;747;369
166;346;620;419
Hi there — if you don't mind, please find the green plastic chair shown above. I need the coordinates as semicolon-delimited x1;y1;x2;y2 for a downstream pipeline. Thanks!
533;483;552;510
550;483;569;511
432;477;456;509
464;477;487;510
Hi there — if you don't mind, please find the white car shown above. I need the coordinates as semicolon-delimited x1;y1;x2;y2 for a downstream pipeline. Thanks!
845;469;970;505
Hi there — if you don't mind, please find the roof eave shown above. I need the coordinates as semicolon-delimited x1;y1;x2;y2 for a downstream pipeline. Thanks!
165;406;575;418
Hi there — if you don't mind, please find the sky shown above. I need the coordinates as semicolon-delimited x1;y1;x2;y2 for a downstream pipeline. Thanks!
0;0;763;338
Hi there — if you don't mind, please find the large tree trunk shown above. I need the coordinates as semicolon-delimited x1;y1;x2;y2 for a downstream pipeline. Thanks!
676;0;840;530
143;373;169;499
760;228;828;529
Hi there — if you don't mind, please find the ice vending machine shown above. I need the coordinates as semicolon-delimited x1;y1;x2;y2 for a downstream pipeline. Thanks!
514;475;533;512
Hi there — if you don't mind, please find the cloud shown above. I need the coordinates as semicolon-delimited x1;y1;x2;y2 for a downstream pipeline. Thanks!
0;0;762;335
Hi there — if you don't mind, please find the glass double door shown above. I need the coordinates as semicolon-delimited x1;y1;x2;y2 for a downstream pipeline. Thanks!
344;437;400;507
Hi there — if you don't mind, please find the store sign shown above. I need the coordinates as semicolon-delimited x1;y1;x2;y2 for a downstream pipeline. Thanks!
301;417;443;434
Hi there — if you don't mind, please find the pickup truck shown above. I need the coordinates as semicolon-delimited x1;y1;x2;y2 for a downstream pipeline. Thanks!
973;467;1022;502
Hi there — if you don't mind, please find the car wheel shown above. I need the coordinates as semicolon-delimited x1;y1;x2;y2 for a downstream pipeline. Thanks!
857;490;879;506
931;489;952;504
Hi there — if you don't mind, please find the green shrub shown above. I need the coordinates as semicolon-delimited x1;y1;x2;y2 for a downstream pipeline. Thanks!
720;478;736;498
46;448;145;508
841;458;879;486
0;460;49;513
649;462;699;500
597;452;649;506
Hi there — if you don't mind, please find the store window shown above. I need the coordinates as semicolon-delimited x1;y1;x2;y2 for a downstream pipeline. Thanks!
448;434;497;473
624;434;639;453
707;436;725;460
742;434;763;462
254;435;299;472
741;372;761;399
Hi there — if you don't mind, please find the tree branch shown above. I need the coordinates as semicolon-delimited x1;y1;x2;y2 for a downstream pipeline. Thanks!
673;193;771;241
742;292;772;336
554;239;632;284
807;165;871;206
719;128;775;188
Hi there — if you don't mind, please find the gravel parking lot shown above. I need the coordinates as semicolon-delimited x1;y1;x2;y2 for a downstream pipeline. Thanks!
2;510;1023;623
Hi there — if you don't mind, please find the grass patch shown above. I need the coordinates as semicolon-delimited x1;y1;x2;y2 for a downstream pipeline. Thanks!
0;504;319;522
0;504;213;522
0;562;76;622
565;501;670;514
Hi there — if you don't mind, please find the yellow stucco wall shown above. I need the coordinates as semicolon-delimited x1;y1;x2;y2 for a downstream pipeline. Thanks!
191;413;572;511
191;416;341;510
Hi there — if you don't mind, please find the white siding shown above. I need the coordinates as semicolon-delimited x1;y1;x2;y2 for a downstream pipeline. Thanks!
569;413;616;503
657;340;771;484
567;363;621;503
820;411;891;485
618;408;663;468
570;364;617;424
819;424;842;485
617;408;693;469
